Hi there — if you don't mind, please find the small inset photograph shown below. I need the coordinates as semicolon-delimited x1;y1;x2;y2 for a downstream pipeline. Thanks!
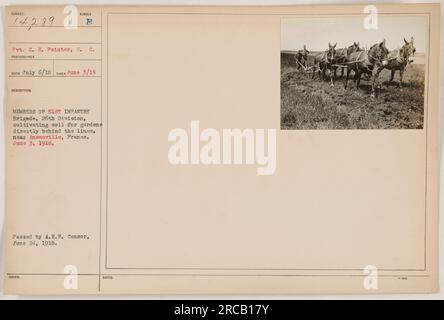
281;16;427;129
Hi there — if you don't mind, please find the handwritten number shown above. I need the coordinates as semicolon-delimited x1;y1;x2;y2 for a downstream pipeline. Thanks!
28;18;37;31
12;16;56;31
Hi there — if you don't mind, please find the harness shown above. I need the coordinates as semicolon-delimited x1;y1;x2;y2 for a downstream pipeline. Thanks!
294;43;410;76
394;47;411;64
295;47;396;72
331;50;367;68
332;50;396;68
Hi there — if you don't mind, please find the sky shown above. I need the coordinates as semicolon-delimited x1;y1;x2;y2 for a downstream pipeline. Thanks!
281;15;427;53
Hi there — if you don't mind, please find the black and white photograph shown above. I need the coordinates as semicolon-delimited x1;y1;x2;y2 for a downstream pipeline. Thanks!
281;16;427;129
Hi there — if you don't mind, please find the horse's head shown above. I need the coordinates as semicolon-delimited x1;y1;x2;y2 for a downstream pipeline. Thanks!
402;37;416;64
347;42;361;55
327;42;337;63
370;39;390;66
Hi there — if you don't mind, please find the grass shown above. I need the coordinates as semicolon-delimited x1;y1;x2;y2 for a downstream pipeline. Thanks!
281;55;425;130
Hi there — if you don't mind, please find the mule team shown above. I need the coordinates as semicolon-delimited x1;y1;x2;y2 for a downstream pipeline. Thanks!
294;37;416;97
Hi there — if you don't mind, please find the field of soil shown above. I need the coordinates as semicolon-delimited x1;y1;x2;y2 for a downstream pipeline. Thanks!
281;52;425;129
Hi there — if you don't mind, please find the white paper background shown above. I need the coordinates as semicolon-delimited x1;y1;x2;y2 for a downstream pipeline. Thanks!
0;0;442;300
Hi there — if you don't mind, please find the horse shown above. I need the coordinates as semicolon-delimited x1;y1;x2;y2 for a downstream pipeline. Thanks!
383;37;416;90
310;42;337;86
294;45;310;70
344;39;390;97
333;42;362;78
